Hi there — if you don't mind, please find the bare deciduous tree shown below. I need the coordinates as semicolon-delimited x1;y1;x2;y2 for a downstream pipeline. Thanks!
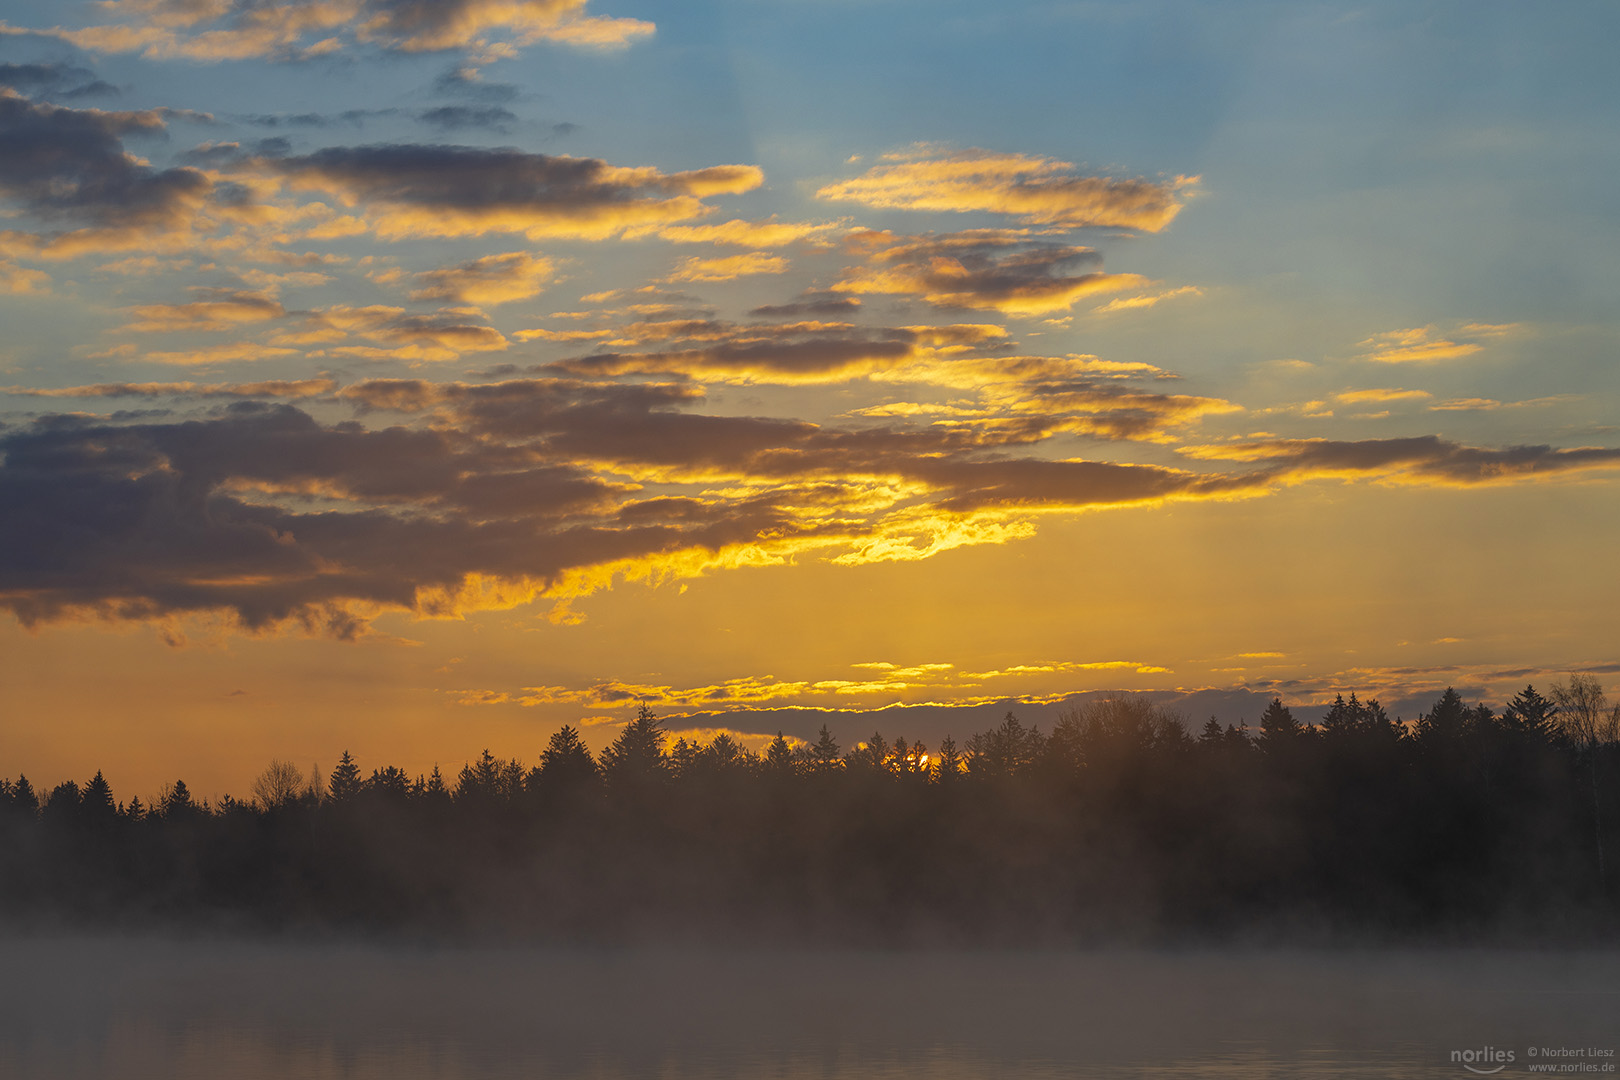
1551;674;1619;886
251;759;305;810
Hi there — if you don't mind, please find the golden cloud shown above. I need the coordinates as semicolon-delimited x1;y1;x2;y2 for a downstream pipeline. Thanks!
1334;388;1432;404
123;290;286;332
0;260;49;294
662;251;788;283
834;229;1145;314
408;251;554;306
141;342;302;366
277;304;507;361
1092;284;1203;314
817;146;1192;230
655;217;843;247
18;0;652;61
1360;326;1485;364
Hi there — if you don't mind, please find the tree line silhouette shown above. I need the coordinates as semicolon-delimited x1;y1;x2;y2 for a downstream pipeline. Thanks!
2;679;1617;943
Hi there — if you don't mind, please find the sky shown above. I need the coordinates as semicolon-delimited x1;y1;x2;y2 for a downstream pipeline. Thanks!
1;0;1618;798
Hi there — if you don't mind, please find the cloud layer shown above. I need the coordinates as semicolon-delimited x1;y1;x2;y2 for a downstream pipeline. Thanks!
11;0;653;62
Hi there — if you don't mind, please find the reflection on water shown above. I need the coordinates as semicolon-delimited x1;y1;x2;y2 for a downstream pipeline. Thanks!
1;939;1615;1079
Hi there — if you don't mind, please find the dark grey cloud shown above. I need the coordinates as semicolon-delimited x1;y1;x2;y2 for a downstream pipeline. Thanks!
239;109;399;128
0;404;651;631
270;142;751;207
749;293;863;320
1185;435;1620;485
13;378;1604;637
416;105;517;132
0;62;118;100
180;140;245;165
837;229;1142;314
537;318;1004;383
0;398;859;632
259;143;762;238
0;92;209;225
434;67;521;103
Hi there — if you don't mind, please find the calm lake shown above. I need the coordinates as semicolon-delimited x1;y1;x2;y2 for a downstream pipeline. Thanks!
1;938;1615;1078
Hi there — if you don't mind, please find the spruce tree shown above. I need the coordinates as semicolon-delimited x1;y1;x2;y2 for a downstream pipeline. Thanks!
933;736;963;783
599;703;668;783
328;751;362;802
80;771;117;824
809;725;842;772
765;732;797;777
539;725;600;784
1504;684;1559;743
1257;697;1301;749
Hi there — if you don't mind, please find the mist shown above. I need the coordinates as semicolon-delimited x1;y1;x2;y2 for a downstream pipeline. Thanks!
3;938;1615;1079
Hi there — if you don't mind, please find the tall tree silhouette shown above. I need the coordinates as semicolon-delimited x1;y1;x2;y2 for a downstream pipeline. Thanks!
3;775;38;817
159;780;197;818
764;733;797;778
1504;684;1559;744
539;725;599;785
1257;697;1303;751
599;703;669;784
934;736;964;784
1415;687;1470;747
80;771;116;826
809;725;842;772
329;752;363;802
43;781;80;826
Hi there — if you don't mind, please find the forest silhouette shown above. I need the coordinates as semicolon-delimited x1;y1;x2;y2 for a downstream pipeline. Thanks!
3;681;1617;944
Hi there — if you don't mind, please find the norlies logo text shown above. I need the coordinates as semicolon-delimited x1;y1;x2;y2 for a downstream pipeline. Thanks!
1454;1047;1516;1074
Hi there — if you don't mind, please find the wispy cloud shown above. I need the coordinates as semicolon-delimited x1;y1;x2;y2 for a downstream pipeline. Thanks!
817;146;1192;231
662;252;788;283
834;229;1145;314
402;251;554;306
1357;323;1520;364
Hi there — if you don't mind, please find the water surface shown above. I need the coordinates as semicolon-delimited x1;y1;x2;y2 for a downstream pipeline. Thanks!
2;938;1615;1078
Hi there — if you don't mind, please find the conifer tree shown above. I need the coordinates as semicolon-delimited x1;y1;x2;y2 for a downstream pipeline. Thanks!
9;775;38;817
1257;697;1302;749
1416;688;1469;745
599;703;669;783
160;780;195;818
845;732;889;773
764;732;797;777
423;765;450;803
539;725;600;784
43;781;80;825
328;751;363;802
1504;684;1559;743
933;735;963;783
809;725;842;772
80;771;116;825
965;712;1044;777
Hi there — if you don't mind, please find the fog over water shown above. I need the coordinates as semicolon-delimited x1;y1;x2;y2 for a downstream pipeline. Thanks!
2;938;1616;1079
